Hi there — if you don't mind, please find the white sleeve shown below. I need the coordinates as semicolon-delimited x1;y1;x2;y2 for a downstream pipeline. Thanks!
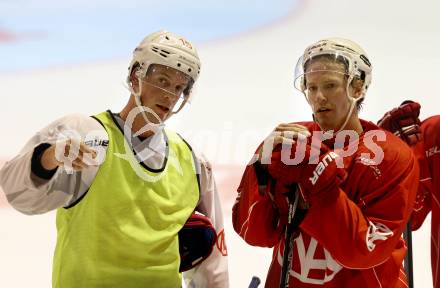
183;152;229;288
0;113;108;215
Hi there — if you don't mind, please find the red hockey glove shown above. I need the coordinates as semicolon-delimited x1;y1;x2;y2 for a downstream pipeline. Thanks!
267;136;324;184
296;150;347;204
178;213;217;272
377;100;422;146
267;137;346;205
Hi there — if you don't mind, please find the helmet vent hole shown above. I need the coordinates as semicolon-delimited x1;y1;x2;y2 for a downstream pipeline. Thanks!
159;53;168;58
188;68;192;72
177;63;181;67
160;49;170;55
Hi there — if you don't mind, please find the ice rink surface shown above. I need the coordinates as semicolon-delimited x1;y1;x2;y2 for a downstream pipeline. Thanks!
1;0;440;286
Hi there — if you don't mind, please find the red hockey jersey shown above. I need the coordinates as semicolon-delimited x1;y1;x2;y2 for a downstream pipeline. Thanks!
232;120;419;287
411;115;440;287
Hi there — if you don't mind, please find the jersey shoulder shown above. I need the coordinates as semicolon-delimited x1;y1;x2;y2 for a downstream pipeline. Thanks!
359;126;415;172
421;115;440;147
45;113;108;138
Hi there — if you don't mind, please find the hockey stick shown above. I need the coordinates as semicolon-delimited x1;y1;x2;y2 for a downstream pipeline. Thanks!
279;185;299;288
248;276;261;288
403;221;414;288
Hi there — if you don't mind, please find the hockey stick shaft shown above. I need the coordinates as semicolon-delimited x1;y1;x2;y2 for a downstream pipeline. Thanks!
403;221;414;288
279;186;299;288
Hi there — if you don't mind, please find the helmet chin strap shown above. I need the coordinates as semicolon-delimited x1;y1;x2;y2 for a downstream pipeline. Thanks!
334;95;358;133
335;75;364;133
169;97;189;117
130;77;154;124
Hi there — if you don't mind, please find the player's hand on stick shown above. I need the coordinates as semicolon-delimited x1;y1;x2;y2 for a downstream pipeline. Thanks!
268;136;346;205
252;123;311;197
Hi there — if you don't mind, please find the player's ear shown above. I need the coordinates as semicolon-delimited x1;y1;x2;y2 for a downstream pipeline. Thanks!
351;78;363;98
129;68;140;93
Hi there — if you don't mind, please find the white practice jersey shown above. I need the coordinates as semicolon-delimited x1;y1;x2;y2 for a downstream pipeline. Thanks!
0;113;229;288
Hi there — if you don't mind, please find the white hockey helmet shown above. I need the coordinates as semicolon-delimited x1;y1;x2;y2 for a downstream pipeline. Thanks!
127;30;201;94
294;37;372;98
